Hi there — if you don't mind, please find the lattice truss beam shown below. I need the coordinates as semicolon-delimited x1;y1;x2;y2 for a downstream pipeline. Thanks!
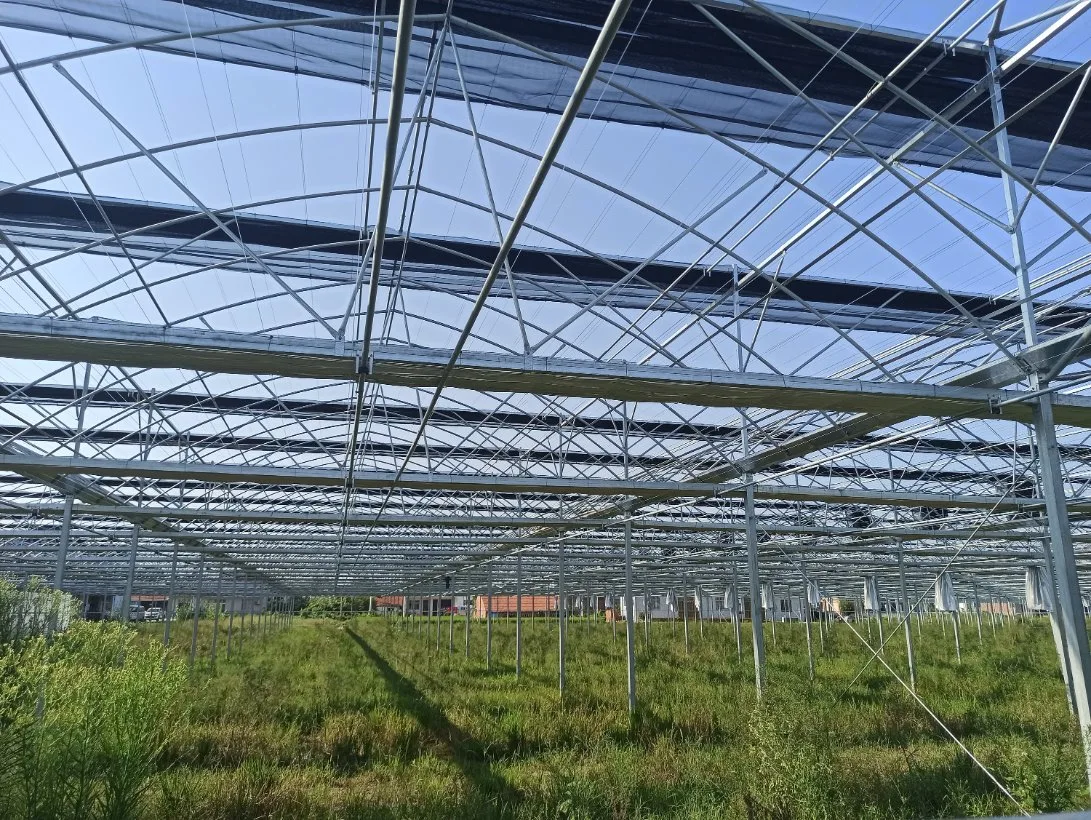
0;0;1090;606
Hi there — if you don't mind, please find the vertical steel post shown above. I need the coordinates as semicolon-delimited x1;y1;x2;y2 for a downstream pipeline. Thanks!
436;595;442;652
801;561;815;682
897;544;917;692
163;540;179;660
682;578;690;655
697;584;704;639
14;573;29;642
1041;536;1077;711
239;584;249;654
226;570;236;659
54;364;91;594
732;559;742;659
464;575;472;658
642;582;650;649
516;555;523;679
54;495;73;590
486;568;493;671
875;582;885;654
952;611;962;664
973;585;983;645
122;524;139;623
558;541;567;700
769;583;777;647
989;47;1091;783
189;554;205;673
624;517;637;715
210;566;223;667
671;587;677;638
746;484;765;698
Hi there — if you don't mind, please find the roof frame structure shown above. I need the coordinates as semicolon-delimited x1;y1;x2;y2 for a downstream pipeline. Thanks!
4;2;1091;763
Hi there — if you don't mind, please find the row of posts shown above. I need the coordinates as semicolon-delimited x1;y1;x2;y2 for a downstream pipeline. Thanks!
390;546;1043;717
52;519;293;672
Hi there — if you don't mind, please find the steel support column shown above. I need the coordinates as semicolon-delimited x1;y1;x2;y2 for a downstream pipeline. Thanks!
558;542;567;701
624;517;637;715
53;494;73;590
121;524;138;622
189;554;204;673
226;570;236;659
486;568;493;671
163;541;178;663
210;566;223;667
682;578;690;655
989;42;1091;789
516;554;523;679
464;575;471;658
746;483;766;698
897;543;917;692
952;610;962;663
732;559;742;659
972;585;983;645
801;560;815;682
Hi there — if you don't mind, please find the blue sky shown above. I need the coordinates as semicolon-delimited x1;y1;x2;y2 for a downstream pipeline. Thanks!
0;0;1088;483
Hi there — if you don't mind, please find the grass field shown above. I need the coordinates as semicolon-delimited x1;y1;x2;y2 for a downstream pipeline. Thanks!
3;607;1088;818
143;610;1087;818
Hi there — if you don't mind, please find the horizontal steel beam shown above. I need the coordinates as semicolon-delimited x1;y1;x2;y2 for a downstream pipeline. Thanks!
1;313;1088;424
8;381;1089;462
0;424;1046;485
0;452;1074;511
0;516;1053;543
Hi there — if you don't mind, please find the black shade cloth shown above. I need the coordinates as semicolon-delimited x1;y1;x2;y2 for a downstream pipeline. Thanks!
2;0;1091;188
3;184;1087;336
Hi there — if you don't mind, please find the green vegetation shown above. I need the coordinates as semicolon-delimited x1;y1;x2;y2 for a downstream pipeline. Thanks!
0;576;79;642
0;620;187;819
299;596;373;619
3;605;1088;818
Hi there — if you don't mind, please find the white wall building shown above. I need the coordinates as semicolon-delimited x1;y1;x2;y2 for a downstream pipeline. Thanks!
620;589;809;621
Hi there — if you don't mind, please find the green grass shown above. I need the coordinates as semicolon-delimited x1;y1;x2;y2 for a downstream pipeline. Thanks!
135;611;1088;819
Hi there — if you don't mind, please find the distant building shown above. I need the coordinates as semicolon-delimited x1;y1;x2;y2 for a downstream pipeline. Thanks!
472;595;557;618
81;593;267;620
375;595;468;615
621;591;810;621
980;601;1017;615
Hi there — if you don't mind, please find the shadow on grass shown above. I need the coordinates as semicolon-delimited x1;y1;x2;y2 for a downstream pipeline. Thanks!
344;627;518;807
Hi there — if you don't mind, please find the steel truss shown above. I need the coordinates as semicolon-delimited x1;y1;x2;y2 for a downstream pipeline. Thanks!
3;0;1091;791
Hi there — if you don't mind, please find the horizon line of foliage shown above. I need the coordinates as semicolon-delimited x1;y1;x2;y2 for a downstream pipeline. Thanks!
299;595;374;618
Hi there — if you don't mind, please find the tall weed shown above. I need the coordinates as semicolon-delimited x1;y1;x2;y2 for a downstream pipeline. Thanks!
0;620;187;819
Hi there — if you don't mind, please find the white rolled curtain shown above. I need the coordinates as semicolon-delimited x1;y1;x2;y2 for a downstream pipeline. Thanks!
934;573;957;612
604;595;614;609
666;592;676;613
806;581;821;607
863;576;880;612
694;588;702;611
1025;566;1052;611
724;585;738;612
761;582;773;610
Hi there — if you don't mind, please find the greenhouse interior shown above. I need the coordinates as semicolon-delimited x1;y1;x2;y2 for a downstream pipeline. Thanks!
3;0;1091;817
